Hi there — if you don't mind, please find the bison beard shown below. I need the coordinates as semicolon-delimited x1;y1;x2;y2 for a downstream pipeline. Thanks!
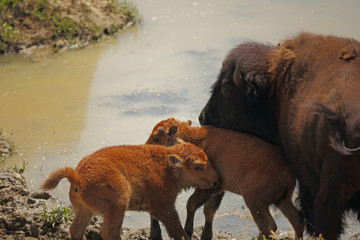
199;32;360;240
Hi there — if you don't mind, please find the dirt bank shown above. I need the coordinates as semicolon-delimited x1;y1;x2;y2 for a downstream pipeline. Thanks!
0;0;141;55
0;131;13;163
0;169;238;239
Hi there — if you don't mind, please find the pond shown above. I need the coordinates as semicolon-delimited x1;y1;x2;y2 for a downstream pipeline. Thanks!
1;0;360;238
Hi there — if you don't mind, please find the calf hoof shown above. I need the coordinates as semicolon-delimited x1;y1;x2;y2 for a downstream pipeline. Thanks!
185;230;193;239
201;221;213;240
150;220;163;240
184;224;193;239
150;231;163;240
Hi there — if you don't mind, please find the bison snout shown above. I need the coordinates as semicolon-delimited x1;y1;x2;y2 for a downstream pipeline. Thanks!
198;109;207;126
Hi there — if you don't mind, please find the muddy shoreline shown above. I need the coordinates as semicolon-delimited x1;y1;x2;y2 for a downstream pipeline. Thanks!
0;0;141;55
0;169;238;239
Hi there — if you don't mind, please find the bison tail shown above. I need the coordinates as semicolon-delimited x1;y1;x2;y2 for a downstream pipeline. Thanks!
41;167;80;190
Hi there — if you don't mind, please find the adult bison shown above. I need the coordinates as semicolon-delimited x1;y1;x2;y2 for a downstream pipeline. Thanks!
199;32;360;240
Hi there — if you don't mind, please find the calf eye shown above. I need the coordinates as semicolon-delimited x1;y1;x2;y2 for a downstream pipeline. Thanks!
193;166;201;171
153;136;159;143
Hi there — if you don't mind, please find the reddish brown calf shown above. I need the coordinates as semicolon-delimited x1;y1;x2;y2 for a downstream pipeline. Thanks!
146;118;304;239
41;143;219;240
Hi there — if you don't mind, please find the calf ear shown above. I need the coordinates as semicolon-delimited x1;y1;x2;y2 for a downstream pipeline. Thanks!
339;44;358;60
186;120;192;126
167;126;178;136
168;154;183;167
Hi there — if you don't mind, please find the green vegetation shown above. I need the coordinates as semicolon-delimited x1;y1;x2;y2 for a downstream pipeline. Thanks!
119;1;142;24
41;202;73;226
0;0;141;54
10;160;29;175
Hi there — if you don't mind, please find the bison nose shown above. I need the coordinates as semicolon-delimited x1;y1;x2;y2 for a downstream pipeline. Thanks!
198;109;206;126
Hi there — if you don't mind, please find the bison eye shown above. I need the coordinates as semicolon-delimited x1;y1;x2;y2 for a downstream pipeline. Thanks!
153;136;159;143
221;81;234;98
193;166;201;171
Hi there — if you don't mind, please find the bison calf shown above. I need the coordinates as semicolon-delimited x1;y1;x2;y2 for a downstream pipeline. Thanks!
146;118;304;239
41;142;219;240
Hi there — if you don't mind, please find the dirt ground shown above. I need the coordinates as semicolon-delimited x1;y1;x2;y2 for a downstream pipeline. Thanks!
0;168;238;239
0;132;12;159
0;0;141;54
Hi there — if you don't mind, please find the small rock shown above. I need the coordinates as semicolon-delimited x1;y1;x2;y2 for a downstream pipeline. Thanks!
31;191;51;200
350;233;360;240
27;198;36;205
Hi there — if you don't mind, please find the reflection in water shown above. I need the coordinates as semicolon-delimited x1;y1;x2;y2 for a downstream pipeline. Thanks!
106;89;189;116
1;0;360;239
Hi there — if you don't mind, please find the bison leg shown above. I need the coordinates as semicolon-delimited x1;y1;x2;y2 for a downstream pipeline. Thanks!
277;198;304;239
184;188;221;238
150;215;163;240
155;208;189;240
312;185;345;240
201;192;225;240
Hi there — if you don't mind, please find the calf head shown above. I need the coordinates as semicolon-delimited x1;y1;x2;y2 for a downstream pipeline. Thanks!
169;142;219;189
146;117;191;146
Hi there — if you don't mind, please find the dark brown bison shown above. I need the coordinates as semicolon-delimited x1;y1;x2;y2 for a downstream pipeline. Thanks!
199;32;360;240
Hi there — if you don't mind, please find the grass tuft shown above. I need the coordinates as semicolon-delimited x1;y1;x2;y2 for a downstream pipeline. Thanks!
41;202;73;226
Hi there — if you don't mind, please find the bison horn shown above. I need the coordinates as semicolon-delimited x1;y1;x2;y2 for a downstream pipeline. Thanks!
233;58;243;87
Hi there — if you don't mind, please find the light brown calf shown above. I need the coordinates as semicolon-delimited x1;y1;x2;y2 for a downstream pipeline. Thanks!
41;142;219;240
146;118;304;239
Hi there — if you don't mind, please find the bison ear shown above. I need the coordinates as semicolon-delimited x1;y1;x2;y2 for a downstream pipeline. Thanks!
233;58;243;87
168;154;183;167
167;126;178;136
186;120;192;126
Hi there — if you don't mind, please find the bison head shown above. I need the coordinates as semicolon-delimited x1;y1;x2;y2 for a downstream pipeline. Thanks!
199;42;278;145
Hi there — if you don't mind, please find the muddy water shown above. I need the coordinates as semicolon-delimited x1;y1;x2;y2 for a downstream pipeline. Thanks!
1;0;360;239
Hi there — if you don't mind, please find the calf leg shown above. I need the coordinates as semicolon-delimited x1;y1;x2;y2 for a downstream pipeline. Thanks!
70;207;93;240
184;188;219;238
100;203;127;240
154;208;189;240
245;198;277;239
150;215;163;240
277;198;304;239
201;192;225;240
69;187;93;240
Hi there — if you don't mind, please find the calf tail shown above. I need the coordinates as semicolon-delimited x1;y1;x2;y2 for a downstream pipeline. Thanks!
41;167;80;190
